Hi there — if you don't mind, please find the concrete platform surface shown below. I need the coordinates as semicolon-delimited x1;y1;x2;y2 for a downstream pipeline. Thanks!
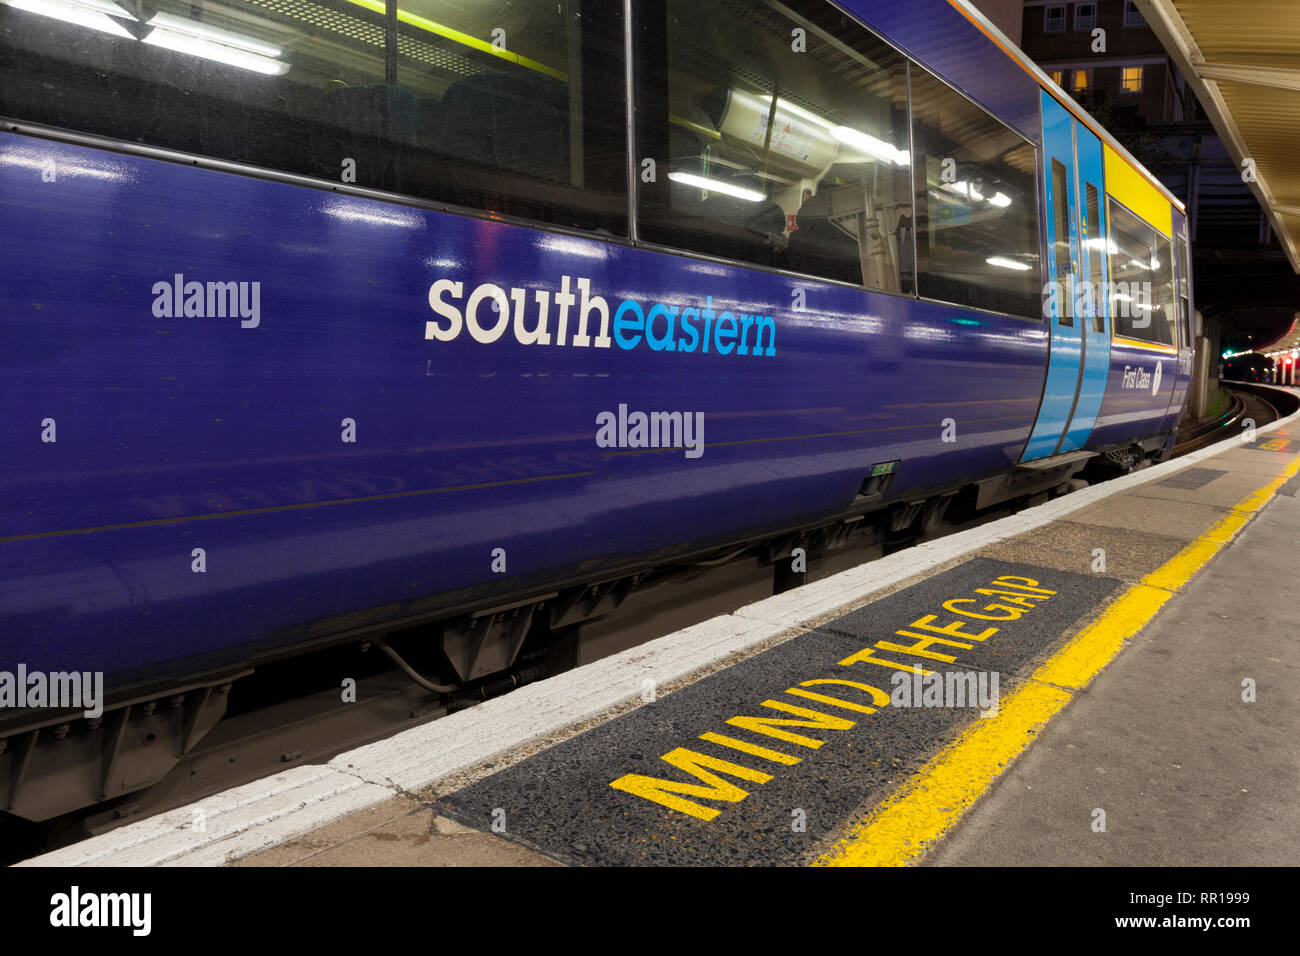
930;485;1300;866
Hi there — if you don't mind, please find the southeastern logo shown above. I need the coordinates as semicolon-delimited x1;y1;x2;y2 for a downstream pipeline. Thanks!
425;274;776;357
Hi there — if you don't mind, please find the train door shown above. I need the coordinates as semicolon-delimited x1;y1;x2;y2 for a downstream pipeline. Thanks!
1021;92;1111;461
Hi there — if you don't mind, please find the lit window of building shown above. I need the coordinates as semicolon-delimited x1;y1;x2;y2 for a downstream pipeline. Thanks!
1121;66;1144;93
1050;70;1065;87
1072;69;1089;92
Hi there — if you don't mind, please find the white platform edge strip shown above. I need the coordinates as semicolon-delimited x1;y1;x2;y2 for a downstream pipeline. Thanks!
20;395;1298;867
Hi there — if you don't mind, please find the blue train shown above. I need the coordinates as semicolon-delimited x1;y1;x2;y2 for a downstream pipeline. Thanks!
0;0;1194;818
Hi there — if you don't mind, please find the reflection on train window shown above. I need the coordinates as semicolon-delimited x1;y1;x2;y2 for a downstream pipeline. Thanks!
1108;199;1176;346
0;0;628;234
1050;159;1073;327
1175;230;1191;348
1085;182;1105;333
634;0;914;293
910;69;1041;317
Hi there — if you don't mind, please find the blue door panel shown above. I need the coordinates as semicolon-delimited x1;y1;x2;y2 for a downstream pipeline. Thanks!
1021;92;1082;461
1058;122;1111;451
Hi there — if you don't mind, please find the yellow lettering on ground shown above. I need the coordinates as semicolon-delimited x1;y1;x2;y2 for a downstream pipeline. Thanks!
943;598;1024;620
726;700;856;749
815;444;1300;866
699;732;802;765
991;576;1056;594
907;615;998;642
878;629;974;662
785;687;878;714
839;647;934;675
788;679;891;713
609;748;772;820
974;588;1049;606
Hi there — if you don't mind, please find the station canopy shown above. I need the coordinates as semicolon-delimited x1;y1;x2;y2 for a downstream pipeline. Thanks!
1138;0;1300;278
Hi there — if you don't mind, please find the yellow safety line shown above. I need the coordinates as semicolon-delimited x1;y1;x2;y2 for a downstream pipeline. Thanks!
816;445;1300;867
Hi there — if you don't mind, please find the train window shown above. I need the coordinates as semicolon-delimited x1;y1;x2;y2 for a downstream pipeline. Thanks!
0;0;628;235
1176;230;1191;347
910;69;1041;318
1085;182;1105;333
633;0;914;293
1107;199;1176;346
1050;160;1073;327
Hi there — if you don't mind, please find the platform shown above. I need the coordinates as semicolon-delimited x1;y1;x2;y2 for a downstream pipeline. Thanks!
21;406;1300;868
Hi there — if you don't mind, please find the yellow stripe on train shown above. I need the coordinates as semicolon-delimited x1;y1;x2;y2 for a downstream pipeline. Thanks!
1104;145;1173;238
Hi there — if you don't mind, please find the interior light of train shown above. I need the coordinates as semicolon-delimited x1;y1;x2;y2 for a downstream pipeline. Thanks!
986;256;1032;271
146;11;283;58
942;181;985;201
829;125;910;165
4;0;134;37
667;171;765;203
988;192;1012;207
732;90;832;131
143;26;290;75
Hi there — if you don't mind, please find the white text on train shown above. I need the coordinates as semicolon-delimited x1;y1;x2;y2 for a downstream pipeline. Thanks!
427;275;776;356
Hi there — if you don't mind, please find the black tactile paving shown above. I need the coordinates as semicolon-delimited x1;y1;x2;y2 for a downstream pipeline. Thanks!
436;557;1119;866
1155;468;1226;490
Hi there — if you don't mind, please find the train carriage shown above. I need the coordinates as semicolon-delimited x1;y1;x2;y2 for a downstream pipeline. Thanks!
0;0;1193;820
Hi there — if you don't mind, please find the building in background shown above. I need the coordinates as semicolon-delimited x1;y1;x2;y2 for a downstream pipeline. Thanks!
965;0;1024;44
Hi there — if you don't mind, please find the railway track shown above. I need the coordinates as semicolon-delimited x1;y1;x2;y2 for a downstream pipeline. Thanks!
1172;382;1289;457
4;383;1291;865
